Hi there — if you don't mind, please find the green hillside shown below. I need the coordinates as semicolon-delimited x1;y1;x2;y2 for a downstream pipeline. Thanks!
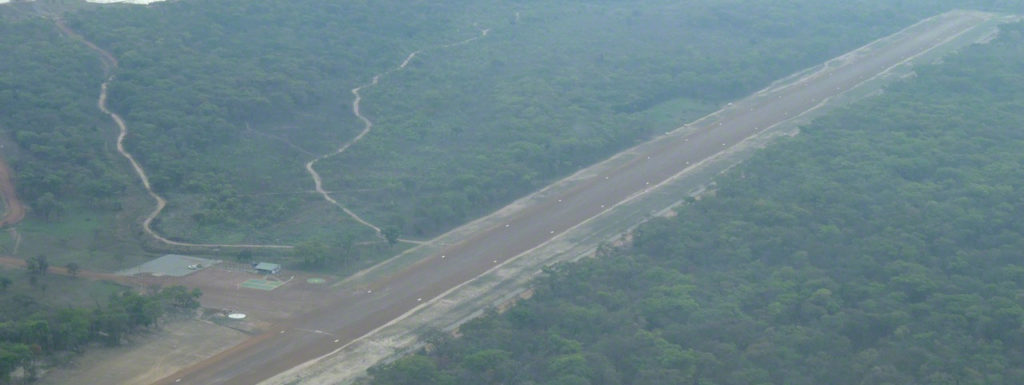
0;0;974;265
1;0;1018;268
367;21;1024;385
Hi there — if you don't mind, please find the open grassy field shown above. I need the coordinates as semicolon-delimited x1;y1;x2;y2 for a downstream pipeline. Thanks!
0;264;126;308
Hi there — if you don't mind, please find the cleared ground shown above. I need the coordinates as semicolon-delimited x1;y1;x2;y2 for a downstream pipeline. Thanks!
148;10;1005;385
37;319;246;385
116;254;221;277
118;258;338;323
36;261;336;383
167;266;334;322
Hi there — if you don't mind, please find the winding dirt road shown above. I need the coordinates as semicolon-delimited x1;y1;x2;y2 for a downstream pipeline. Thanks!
61;17;490;249
0;13;31;230
0;159;25;228
152;10;998;385
305;27;491;244
56;19;292;251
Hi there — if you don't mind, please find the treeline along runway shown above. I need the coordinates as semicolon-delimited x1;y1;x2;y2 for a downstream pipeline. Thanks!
154;11;994;385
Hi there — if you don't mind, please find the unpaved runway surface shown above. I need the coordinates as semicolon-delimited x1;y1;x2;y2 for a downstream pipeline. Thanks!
152;11;995;385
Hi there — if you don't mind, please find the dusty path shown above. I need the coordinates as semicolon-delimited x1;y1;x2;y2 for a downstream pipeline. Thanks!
0;158;25;228
1;20;32;244
59;16;488;249
151;11;998;385
7;228;20;254
56;19;292;251
305;26;491;244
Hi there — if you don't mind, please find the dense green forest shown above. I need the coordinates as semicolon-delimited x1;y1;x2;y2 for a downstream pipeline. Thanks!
0;18;127;217
2;0;1023;384
2;0;1019;264
62;0;502;242
316;0;935;235
367;21;1024;385
4;0;998;252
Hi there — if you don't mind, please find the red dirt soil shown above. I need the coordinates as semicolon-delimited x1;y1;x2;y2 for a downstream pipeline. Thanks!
0;158;25;228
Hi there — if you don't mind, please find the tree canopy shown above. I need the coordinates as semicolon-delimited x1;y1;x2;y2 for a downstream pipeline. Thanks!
368;21;1024;385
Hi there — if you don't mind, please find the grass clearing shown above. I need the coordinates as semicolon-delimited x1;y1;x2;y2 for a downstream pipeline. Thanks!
239;278;285;291
9;207;151;270
0;265;127;310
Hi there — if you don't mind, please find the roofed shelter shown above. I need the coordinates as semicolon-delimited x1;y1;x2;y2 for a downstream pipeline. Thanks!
254;262;281;275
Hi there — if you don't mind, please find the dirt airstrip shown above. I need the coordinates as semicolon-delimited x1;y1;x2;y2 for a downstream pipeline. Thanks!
154;10;1005;385
28;9;1012;385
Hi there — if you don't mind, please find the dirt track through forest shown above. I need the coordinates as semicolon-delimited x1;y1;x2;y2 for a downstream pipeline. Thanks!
59;16;492;249
304;26;491;244
0;14;44;239
0;158;25;229
55;19;292;251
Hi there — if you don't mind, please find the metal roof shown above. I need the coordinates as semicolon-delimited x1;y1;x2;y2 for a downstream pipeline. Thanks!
254;262;281;271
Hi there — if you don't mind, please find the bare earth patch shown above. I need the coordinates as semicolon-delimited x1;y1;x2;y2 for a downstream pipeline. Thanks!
33;261;334;384
38;319;246;385
167;266;336;322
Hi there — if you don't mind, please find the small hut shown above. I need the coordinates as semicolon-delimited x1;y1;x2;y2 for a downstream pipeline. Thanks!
254;262;281;275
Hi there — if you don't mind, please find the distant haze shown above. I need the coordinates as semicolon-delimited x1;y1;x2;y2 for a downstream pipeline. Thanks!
0;0;163;3
86;0;164;3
